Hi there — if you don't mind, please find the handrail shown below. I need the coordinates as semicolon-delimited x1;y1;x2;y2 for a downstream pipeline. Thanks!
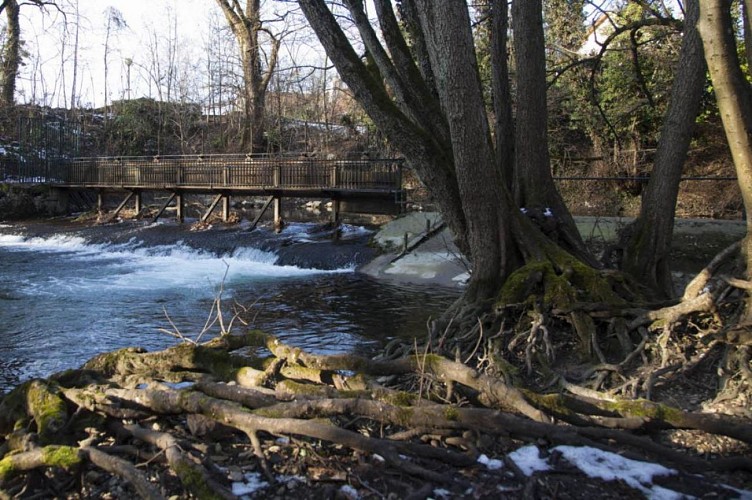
1;155;405;192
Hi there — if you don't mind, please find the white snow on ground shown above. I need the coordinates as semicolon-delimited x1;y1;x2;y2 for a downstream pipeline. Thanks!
507;445;552;476
507;445;752;500
339;484;360;499
231;473;304;498
477;454;504;470
231;472;268;496
554;446;677;498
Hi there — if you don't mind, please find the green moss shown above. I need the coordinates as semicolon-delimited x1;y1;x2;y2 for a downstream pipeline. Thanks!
174;461;224;500
443;406;460;421
497;252;625;312
41;446;82;469
384;391;417;407
251;407;285;418
275;380;336;398
26;380;68;442
189;345;247;381
497;261;550;307
522;392;573;417
0;381;32;434
395;406;414;426
82;347;146;376
0;456;15;481
602;399;684;422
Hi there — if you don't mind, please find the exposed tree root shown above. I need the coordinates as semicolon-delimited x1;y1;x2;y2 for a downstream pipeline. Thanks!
1;321;750;498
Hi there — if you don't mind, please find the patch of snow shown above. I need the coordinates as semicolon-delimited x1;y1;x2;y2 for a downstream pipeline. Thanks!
554;446;676;498
507;445;750;499
232;472;269;497
508;445;551;476
339;484;360;500
452;272;470;284
477;454;504;470
431;488;452;499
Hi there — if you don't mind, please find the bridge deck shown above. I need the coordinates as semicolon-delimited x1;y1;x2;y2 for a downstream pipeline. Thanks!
8;154;404;198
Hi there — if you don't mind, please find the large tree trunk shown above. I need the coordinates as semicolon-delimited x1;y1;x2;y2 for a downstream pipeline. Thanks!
622;0;706;298
490;0;514;187
298;0;603;325
698;0;752;320
413;0;515;300
1;0;20;107
511;0;594;266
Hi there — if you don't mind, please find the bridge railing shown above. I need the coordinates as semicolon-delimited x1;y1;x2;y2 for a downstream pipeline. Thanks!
58;154;403;192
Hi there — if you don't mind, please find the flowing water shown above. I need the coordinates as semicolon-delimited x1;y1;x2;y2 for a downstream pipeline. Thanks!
0;218;459;392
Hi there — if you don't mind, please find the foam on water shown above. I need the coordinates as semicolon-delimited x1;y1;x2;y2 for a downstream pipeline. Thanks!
0;230;354;295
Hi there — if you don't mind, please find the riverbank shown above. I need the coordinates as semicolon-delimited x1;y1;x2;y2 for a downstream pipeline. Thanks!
361;212;747;287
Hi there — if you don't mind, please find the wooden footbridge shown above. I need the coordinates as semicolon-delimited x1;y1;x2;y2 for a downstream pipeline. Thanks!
2;154;405;225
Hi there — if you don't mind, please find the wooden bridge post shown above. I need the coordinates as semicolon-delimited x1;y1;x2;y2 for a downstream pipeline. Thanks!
331;198;340;223
273;196;283;232
222;195;230;222
176;192;184;223
134;190;142;214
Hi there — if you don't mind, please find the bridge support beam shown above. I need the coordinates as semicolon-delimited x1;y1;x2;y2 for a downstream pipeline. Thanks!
249;196;274;231
153;193;177;223
104;191;135;223
97;191;104;212
202;194;224;223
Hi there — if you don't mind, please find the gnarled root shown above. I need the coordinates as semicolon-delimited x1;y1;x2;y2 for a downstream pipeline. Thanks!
1;330;750;498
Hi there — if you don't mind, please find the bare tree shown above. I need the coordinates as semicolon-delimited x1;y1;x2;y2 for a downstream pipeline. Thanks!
102;6;126;111
214;0;281;151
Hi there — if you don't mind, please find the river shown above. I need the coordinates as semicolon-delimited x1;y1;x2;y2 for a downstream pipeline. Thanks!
0;217;459;393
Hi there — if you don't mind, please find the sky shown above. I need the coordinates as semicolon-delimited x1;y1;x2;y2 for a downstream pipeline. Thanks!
11;0;319;109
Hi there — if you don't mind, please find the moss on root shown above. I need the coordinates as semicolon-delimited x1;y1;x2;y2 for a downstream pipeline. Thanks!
0;380;68;441
497;255;624;312
81;342;252;382
41;445;81;469
173;461;225;500
26;380;68;442
82;347;148;377
0;446;81;483
0;455;14;482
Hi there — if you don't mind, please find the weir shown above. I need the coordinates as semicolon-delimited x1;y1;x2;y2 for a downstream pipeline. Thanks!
1;153;406;225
